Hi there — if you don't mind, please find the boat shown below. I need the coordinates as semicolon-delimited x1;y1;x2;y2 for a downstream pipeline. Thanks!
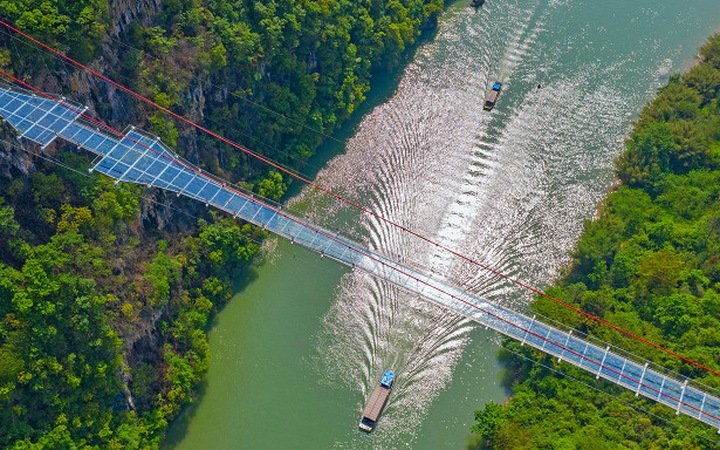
358;370;395;432
483;82;503;111
471;0;486;7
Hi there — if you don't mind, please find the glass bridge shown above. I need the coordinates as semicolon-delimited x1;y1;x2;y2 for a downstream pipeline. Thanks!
1;83;719;431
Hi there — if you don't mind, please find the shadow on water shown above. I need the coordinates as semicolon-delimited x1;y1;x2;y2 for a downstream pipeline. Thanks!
161;265;260;449
161;381;207;449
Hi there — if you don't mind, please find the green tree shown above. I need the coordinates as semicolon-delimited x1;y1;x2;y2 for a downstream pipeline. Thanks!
684;64;720;105
471;401;505;442
255;170;287;201
699;33;720;69
616;122;677;189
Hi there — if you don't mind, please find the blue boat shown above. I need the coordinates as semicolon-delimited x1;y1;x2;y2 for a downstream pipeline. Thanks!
483;82;503;110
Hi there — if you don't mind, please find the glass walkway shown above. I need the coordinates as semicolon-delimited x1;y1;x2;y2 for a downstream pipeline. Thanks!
1;83;719;431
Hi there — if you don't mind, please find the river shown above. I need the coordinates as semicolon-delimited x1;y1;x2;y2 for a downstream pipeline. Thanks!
168;0;720;448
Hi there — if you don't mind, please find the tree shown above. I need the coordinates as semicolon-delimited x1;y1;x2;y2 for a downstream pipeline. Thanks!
471;401;505;442
255;170;287;201
616;122;677;189
699;33;720;70
684;64;720;105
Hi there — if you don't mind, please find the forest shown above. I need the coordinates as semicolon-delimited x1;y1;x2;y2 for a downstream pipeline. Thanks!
0;0;443;448
1;0;443;184
470;33;720;450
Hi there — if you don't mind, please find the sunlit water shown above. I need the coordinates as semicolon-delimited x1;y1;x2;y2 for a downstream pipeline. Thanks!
170;0;720;448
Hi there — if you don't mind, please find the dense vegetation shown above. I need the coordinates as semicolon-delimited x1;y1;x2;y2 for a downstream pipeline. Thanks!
0;0;444;448
470;33;720;449
0;156;264;448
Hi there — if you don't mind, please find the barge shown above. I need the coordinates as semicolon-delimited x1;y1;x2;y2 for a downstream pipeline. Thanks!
358;371;395;432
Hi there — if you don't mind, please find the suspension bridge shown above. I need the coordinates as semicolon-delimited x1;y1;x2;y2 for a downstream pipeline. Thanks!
1;78;720;432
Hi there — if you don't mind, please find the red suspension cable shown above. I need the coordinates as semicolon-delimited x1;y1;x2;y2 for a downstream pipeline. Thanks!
1;21;719;379
7;70;720;420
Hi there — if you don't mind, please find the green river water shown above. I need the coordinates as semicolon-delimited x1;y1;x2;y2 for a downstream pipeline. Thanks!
168;0;720;448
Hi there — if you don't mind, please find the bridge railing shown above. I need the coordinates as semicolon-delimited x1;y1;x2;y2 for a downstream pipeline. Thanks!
2;82;720;432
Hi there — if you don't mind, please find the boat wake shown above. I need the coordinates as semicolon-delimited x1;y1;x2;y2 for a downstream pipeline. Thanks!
290;0;706;446
296;0;552;446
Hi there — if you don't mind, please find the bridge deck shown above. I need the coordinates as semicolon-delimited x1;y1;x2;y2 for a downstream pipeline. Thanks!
1;84;719;431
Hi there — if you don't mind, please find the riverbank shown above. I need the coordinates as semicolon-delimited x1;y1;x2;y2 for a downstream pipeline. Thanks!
471;32;720;449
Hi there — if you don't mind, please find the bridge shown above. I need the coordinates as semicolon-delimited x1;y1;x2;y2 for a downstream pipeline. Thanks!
1;81;720;431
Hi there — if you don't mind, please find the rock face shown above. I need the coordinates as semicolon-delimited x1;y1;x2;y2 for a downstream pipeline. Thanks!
108;0;163;36
0;125;35;178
